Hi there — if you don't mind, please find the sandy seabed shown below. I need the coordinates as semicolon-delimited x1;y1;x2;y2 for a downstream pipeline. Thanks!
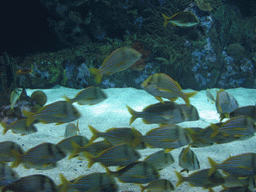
1;86;256;192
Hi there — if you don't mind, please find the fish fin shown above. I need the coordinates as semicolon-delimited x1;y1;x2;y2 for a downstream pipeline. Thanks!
0;121;9;135
62;95;72;103
88;125;100;142
83;151;95;168
155;96;164;103
89;68;102;84
140;184;145;192
162;13;170;27
180;168;189;173
10;149;22;168
22;110;35;126
208;157;217;176
164;148;173;153
169;97;178;102
175;171;185;187
126;105;138;125
186;91;198;98
210;124;219;138
59;173;71;191
55;122;64;125
68;140;82;159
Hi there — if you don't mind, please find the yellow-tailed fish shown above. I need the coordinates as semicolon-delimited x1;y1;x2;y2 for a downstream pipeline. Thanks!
208;153;256;177
0;162;19;187
127;102;199;125
141;73;197;106
88;125;144;149
10;88;23;110
162;11;199;27
222;175;255;189
144;150;174;170
64;121;80;138
0;141;24;162
178;146;200;172
140;179;175;192
83;144;141;168
63;86;107;105
0;119;37;135
57;135;89;155
175;169;224;188
230;105;256;121
22;100;81;126
105;161;159;184
11;142;66;168
90;47;142;84
1;174;57;192
59;173;118;192
188;127;216;148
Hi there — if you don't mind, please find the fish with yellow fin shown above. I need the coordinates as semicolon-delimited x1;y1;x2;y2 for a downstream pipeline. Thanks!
141;73;197;106
162;11;199;27
90;47;142;84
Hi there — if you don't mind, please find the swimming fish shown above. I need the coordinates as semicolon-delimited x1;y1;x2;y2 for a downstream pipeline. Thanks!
215;89;239;120
162;11;199;27
178;146;200;172
1;174;57;192
144;150;175;170
142;124;193;152
222;174;255;189
63;86;107;105
0;141;24;162
176;168;224;189
208;153;256;177
10;88;23;110
88;125;144;149
59;173;118;192
141;73;197;106
83;144;141;168
106;161;159;184
0;119;37;135
230;105;256;121
127;101;199;125
22;100;81;126
140;179;175;192
11;142;66;169
64;121;80;138
206;88;215;103
90;47;142;84
0;162;19;188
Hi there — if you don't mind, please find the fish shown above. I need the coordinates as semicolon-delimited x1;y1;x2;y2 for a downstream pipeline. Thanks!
0;162;19;188
222;175;255;189
22;100;81;126
230;105;256;121
64;121;80;138
178;146;200;172
90;47;142;84
220;186;253;192
105;161;160;184
215;89;239;120
0;141;24;162
140;179;175;192
127;101;199;125
0;119;37;135
188;127;216;148
144;150;175;170
59;173;118;192
83;144;141;168
210;116;256;142
10;88;23;110
162;11;199;27
11;142;66;169
88;125;144;149
69;140;114;159
208;153;256;177
142;124;193;152
141;73;197;106
63;86;107;105
206;88;215;103
57;135;89;155
1;174;57;192
175;169;224;189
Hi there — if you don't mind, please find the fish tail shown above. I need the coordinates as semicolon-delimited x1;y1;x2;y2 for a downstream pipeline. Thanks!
10;149;22;168
126;105;139;125
62;95;72;103
208;157;217;176
59;173;71;192
162;13;169;27
139;184;145;192
68;140;82;159
89;68;102;84
22;110;36;126
0;121;9;135
175;171;185;187
83;151;95;168
88;125;100;142
184;91;198;106
210;124;219;138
